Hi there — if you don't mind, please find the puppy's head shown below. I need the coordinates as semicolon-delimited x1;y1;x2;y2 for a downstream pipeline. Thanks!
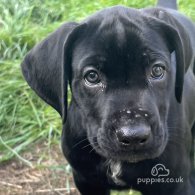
21;6;193;162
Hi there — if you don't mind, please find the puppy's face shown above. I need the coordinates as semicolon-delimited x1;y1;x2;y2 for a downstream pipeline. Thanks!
70;8;175;162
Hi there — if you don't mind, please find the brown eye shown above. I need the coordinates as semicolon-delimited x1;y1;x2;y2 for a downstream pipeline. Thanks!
84;70;100;84
151;64;165;79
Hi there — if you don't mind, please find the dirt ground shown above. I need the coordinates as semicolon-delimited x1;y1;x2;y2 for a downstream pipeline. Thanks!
0;142;79;195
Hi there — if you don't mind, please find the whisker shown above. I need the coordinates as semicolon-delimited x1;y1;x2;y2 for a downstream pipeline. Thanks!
89;147;96;153
72;136;97;148
82;143;93;149
82;141;99;149
72;138;89;148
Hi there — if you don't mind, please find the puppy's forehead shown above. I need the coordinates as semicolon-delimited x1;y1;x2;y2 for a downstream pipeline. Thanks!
84;6;145;49
74;7;145;58
72;6;169;68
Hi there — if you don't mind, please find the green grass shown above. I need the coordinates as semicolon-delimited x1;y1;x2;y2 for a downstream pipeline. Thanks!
0;0;194;194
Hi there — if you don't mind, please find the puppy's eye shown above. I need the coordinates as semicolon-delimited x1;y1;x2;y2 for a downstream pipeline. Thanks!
84;70;100;84
151;64;165;79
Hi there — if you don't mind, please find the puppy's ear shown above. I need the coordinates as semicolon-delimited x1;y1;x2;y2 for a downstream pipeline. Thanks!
144;9;194;103
21;22;85;121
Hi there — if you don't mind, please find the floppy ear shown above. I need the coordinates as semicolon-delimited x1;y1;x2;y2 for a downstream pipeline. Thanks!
21;22;84;121
143;8;194;102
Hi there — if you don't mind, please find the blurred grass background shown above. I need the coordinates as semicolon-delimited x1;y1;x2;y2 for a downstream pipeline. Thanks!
0;0;194;194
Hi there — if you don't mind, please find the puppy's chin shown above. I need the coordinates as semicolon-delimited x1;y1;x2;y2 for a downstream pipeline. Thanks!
98;147;165;163
90;134;168;163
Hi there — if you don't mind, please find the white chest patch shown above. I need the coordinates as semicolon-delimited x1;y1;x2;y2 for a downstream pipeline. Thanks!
108;160;126;186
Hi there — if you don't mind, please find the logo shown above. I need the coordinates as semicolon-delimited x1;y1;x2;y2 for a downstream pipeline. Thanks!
151;163;170;177
137;163;183;185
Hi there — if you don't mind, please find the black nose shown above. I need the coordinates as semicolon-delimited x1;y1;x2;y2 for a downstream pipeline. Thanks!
116;125;151;146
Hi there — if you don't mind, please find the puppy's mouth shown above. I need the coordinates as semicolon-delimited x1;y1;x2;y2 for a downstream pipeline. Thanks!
89;125;167;163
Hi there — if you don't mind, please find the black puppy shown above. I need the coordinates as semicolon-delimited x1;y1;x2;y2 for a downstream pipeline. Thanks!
21;0;195;194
